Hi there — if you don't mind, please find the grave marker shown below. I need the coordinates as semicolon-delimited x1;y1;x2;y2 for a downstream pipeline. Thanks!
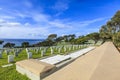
27;52;32;59
8;55;14;63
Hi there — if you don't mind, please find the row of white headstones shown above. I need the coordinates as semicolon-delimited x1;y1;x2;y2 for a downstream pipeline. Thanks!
0;44;90;63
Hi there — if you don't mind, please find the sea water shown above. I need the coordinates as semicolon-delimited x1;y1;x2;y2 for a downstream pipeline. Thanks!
0;39;44;48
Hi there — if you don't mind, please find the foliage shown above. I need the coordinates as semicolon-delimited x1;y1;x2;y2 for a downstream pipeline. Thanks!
22;42;29;48
0;40;4;44
47;34;57;41
99;10;120;46
86;32;100;44
34;39;55;47
74;36;88;44
34;34;76;46
62;34;76;42
3;43;15;48
113;32;120;47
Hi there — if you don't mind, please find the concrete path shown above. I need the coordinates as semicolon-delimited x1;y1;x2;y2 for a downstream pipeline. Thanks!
43;42;120;80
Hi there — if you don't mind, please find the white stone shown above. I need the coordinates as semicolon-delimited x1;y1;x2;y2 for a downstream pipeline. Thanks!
64;47;66;52
68;47;71;51
8;55;14;63
14;51;18;57
0;53;2;58
58;48;61;53
40;55;70;65
51;49;54;55
43;48;46;53
27;52;32;59
2;64;13;68
5;50;9;55
67;47;95;59
41;50;44;57
72;46;75;50
26;48;28;53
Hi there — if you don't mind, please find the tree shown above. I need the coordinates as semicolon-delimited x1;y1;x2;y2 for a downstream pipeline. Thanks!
75;36;88;44
86;32;100;44
100;11;120;40
113;32;120;47
63;35;69;42
99;25;112;40
0;40;4;44
55;36;64;42
3;43;15;48
34;39;55;47
22;42;29;47
47;34;57;41
111;10;120;32
69;34;76;41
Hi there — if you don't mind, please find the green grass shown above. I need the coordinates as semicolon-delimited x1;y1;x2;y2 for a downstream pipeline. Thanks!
0;45;87;80
0;65;30;80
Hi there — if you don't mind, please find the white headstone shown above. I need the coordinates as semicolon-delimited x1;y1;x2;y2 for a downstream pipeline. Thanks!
64;47;66;52
5;50;9;55
14;51;18;57
0;53;2;58
26;48;28;53
58;48;61;53
51;48;54;55
36;49;39;53
8;55;14;63
79;45;81;48
27;52;32;59
44;48;46;53
41;50;44;57
73;45;75;50
69;47;71;51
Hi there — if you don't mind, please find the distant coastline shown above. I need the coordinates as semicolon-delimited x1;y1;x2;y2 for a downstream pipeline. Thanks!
0;39;44;48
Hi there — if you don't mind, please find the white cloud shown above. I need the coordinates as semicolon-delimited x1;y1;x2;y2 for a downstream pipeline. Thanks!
32;13;50;22
52;0;69;11
0;25;49;39
23;1;33;8
0;19;21;27
52;0;70;16
0;18;50;39
0;8;2;10
0;15;15;19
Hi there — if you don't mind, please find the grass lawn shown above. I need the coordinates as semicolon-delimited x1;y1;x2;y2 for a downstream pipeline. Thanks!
0;65;30;80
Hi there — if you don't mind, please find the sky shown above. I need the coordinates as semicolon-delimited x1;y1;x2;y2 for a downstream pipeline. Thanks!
0;0;120;39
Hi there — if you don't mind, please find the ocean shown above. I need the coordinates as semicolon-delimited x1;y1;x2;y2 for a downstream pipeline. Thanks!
0;39;44;48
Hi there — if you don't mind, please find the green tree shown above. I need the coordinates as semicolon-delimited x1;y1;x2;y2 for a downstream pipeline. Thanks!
113;32;120;47
111;10;120;32
3;43;15;48
55;36;64;42
86;32;100;44
0;40;4;44
47;34;57;41
99;11;120;40
22;42;29;47
75;36;88;44
99;25;112;40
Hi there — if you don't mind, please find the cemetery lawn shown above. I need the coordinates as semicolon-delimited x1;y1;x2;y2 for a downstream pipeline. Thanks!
0;65;30;80
0;46;86;80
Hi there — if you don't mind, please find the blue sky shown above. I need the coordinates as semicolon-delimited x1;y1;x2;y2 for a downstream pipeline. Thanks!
0;0;120;39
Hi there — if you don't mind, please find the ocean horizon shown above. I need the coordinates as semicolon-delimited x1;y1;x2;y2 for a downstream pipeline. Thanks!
0;39;44;48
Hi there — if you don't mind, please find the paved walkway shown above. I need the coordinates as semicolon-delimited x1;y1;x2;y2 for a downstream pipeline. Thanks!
43;42;120;80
